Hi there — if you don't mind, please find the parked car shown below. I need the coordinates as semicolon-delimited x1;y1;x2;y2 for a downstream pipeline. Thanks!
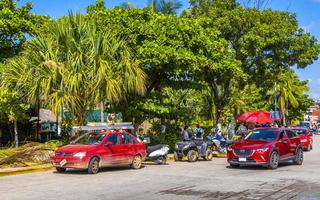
51;131;146;174
174;140;213;162
290;127;313;151
227;128;303;169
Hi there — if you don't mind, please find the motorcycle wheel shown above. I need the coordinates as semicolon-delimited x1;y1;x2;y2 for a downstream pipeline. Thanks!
159;156;167;165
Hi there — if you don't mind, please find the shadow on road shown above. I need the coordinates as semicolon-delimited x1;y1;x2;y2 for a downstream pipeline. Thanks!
225;162;295;170
53;165;146;175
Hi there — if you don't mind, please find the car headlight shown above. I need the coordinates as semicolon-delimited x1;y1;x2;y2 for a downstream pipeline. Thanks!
301;139;307;142
256;147;269;152
73;152;86;159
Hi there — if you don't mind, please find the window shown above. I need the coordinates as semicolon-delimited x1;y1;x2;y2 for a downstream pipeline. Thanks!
121;134;133;144
73;133;106;145
246;130;278;141
107;134;119;145
286;130;297;138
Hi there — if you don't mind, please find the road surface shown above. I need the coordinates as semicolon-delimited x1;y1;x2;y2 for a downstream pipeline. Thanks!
1;136;320;200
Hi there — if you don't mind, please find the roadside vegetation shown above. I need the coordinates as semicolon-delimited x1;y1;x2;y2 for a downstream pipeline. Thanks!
0;0;319;151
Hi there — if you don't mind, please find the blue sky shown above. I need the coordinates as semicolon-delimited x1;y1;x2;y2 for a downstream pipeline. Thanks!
19;0;320;99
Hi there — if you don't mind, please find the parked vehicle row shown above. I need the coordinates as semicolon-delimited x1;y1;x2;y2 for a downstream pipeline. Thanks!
51;127;313;174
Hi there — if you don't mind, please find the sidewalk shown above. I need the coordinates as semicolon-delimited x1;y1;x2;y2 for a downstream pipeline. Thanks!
0;164;54;177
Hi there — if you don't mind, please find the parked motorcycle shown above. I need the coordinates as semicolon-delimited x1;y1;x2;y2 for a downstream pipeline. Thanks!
206;134;234;154
143;137;170;165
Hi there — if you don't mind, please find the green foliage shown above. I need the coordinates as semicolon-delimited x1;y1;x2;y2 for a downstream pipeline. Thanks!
44;140;65;148
147;121;180;151
2;13;146;125
0;0;50;61
0;88;29;122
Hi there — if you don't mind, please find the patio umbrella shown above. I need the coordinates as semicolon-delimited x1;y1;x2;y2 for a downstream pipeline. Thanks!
237;111;274;124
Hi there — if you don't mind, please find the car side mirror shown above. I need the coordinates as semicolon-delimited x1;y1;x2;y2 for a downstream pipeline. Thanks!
105;142;113;147
143;137;150;144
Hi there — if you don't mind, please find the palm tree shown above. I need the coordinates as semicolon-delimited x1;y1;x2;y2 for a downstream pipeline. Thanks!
148;0;183;14
267;70;308;126
2;13;146;126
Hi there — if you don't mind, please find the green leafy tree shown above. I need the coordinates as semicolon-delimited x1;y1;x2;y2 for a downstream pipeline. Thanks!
148;0;183;14
267;70;309;125
0;0;50;61
186;0;320;85
0;89;29;147
90;7;238;126
2;13;146;125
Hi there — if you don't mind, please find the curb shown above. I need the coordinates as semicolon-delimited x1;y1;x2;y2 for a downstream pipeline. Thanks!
0;165;54;177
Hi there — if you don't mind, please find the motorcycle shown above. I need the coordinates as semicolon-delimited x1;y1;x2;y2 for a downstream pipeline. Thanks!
206;134;234;154
143;137;170;165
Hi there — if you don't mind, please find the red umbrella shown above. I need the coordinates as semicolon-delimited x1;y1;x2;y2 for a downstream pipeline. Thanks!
237;111;274;124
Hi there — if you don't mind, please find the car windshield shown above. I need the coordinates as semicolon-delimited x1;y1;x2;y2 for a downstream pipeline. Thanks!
291;129;307;135
246;130;278;141
73;133;106;145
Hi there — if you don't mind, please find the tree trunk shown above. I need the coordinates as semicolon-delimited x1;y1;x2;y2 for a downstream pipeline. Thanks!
14;120;18;148
100;101;104;123
36;101;40;142
282;110;286;127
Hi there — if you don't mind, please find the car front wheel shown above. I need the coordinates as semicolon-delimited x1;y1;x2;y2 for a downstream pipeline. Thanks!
293;148;303;165
88;157;100;174
267;151;279;169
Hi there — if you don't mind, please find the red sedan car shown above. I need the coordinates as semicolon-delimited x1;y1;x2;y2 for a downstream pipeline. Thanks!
51;131;146;174
227;128;303;169
290;127;313;151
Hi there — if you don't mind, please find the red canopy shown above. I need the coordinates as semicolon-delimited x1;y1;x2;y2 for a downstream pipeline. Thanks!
237;111;274;124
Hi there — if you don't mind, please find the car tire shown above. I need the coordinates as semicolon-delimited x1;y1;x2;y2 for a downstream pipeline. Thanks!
56;167;66;173
131;155;142;169
229;163;239;168
187;150;198;162
293;148;303;165
267;151;279;169
88;157;100;174
204;149;213;161
174;152;182;161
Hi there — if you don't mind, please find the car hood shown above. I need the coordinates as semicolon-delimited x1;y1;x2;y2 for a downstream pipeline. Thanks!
232;140;271;149
56;144;95;153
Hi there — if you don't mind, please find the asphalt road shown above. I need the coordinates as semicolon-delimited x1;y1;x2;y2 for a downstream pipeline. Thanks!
1;136;320;200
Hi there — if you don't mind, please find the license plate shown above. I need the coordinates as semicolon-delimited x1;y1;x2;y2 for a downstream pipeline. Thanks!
59;159;67;166
239;158;247;162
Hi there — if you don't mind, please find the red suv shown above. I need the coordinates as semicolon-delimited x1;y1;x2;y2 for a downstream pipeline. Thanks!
227;128;303;169
51;131;146;174
290;127;313;151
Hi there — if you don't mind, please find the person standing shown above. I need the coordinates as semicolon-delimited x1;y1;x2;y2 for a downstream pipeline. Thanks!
194;123;204;140
181;125;191;141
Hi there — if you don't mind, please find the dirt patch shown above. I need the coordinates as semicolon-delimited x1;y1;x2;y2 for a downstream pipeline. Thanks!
159;180;320;200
